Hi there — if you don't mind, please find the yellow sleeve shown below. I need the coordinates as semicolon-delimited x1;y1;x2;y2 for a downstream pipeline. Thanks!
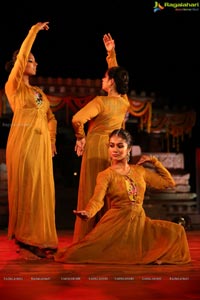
106;48;118;68
47;108;57;145
5;25;39;110
72;96;103;139
144;157;176;190
85;169;111;218
106;48;129;115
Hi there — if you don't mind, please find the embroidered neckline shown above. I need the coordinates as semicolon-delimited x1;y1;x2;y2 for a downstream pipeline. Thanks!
124;175;137;201
32;87;43;106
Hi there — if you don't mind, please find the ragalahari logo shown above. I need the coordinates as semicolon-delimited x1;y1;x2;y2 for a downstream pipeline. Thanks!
153;2;165;12
153;1;199;12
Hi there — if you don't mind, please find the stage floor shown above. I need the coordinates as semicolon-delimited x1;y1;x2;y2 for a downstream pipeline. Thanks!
0;229;199;300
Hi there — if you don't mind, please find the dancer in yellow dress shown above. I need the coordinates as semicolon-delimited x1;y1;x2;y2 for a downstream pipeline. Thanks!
72;33;130;242
55;129;191;265
5;22;58;258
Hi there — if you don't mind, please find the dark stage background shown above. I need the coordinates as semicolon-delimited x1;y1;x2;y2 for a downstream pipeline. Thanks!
0;1;199;109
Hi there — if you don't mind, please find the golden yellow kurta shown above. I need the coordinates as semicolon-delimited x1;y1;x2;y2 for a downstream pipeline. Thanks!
55;161;191;264
5;25;58;248
72;49;130;242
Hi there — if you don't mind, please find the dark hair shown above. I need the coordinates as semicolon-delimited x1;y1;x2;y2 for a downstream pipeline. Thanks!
5;50;19;73
107;66;129;94
109;128;133;148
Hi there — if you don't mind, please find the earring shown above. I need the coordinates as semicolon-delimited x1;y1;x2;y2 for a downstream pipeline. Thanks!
127;152;130;162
